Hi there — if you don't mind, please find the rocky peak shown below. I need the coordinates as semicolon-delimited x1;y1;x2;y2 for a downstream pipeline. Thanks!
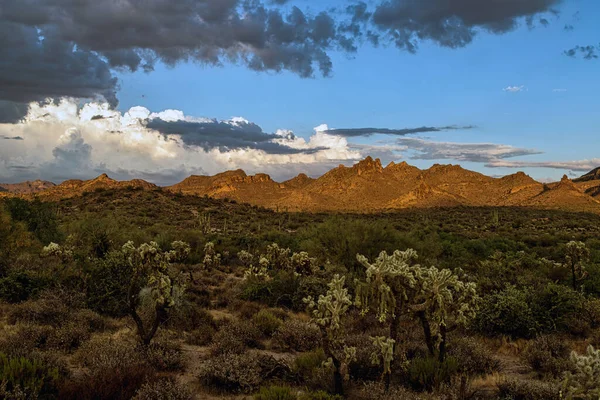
353;156;383;175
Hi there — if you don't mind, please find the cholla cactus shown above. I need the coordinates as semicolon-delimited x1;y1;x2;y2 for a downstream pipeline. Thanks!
371;336;396;380
564;241;590;290
202;242;221;270
290;251;317;275
41;242;74;262
264;243;291;270
304;274;355;395
410;267;479;361
122;240;188;345
356;249;419;322
237;250;254;267
562;345;600;399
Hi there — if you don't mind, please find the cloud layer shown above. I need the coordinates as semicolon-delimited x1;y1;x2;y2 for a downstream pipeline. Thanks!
323;125;474;137
0;99;362;184
397;138;541;163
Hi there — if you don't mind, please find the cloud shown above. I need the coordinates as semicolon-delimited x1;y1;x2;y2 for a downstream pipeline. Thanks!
397;137;541;163
367;0;561;52
503;85;525;93
552;88;568;92
486;159;600;172
0;99;362;184
146;117;327;155
0;0;358;79
323;125;474;137
564;44;599;60
1;135;24;140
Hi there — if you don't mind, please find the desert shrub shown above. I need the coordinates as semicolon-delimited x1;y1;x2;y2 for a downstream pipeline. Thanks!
63;336;153;400
345;334;381;381
186;325;215;346
7;295;69;326
133;378;193;400
523;335;573;378
254;385;296;400
46;321;91;351
75;336;145;371
144;332;184;371
294;349;328;382
85;250;131;316
348;381;422;400
198;352;263;393
406;355;459;391
71;308;107;332
2;197;63;244
497;377;560;400
273;319;321;352
475;285;538;338
167;303;215;332
242;272;301;309
237;301;263;319
299;391;344;400
211;319;262;355
253;309;284;336
531;283;587;335
0;352;60;399
448;337;500;377
0;270;48;303
0;324;54;355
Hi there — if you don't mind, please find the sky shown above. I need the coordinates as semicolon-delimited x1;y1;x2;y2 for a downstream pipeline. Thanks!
0;0;599;185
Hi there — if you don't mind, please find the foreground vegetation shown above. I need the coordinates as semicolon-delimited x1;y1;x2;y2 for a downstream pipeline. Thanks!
1;187;600;399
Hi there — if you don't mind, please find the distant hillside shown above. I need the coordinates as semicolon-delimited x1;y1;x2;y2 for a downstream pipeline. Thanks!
0;180;56;194
5;159;600;213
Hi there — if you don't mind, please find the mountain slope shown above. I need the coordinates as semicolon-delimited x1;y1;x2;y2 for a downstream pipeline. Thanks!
0;180;56;194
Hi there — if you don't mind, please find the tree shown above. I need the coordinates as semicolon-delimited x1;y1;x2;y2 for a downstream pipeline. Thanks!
562;345;600;399
122;240;189;346
304;274;356;395
564;241;590;290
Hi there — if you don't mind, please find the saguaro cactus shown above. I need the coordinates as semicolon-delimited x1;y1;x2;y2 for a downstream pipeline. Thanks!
304;274;356;395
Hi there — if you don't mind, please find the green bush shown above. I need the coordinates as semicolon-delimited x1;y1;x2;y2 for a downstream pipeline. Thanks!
211;320;263;355
254;385;296;400
531;283;587;335
144;333;184;371
497;377;560;400
475;285;538;338
0;270;48;303
253;309;284;336
0;352;60;398
293;349;327;381
407;356;459;391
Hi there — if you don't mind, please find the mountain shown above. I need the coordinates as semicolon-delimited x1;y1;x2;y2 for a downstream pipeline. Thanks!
34;174;158;200
165;157;600;213
573;167;600;198
0;180;56;194
3;159;600;213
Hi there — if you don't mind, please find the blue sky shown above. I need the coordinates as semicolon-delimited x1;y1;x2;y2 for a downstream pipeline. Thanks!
113;0;599;181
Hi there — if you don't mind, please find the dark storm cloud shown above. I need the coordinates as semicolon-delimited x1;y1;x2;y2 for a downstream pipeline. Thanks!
0;21;118;122
564;44;599;60
146;118;327;155
0;0;356;78
0;135;24;140
324;125;475;137
367;0;562;52
398;138;542;163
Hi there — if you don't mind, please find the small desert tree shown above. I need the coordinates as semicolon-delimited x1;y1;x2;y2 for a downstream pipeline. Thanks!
202;241;221;270
562;345;600;399
355;249;419;386
122;240;189;346
410;267;478;362
564;241;590;290
304;274;356;395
